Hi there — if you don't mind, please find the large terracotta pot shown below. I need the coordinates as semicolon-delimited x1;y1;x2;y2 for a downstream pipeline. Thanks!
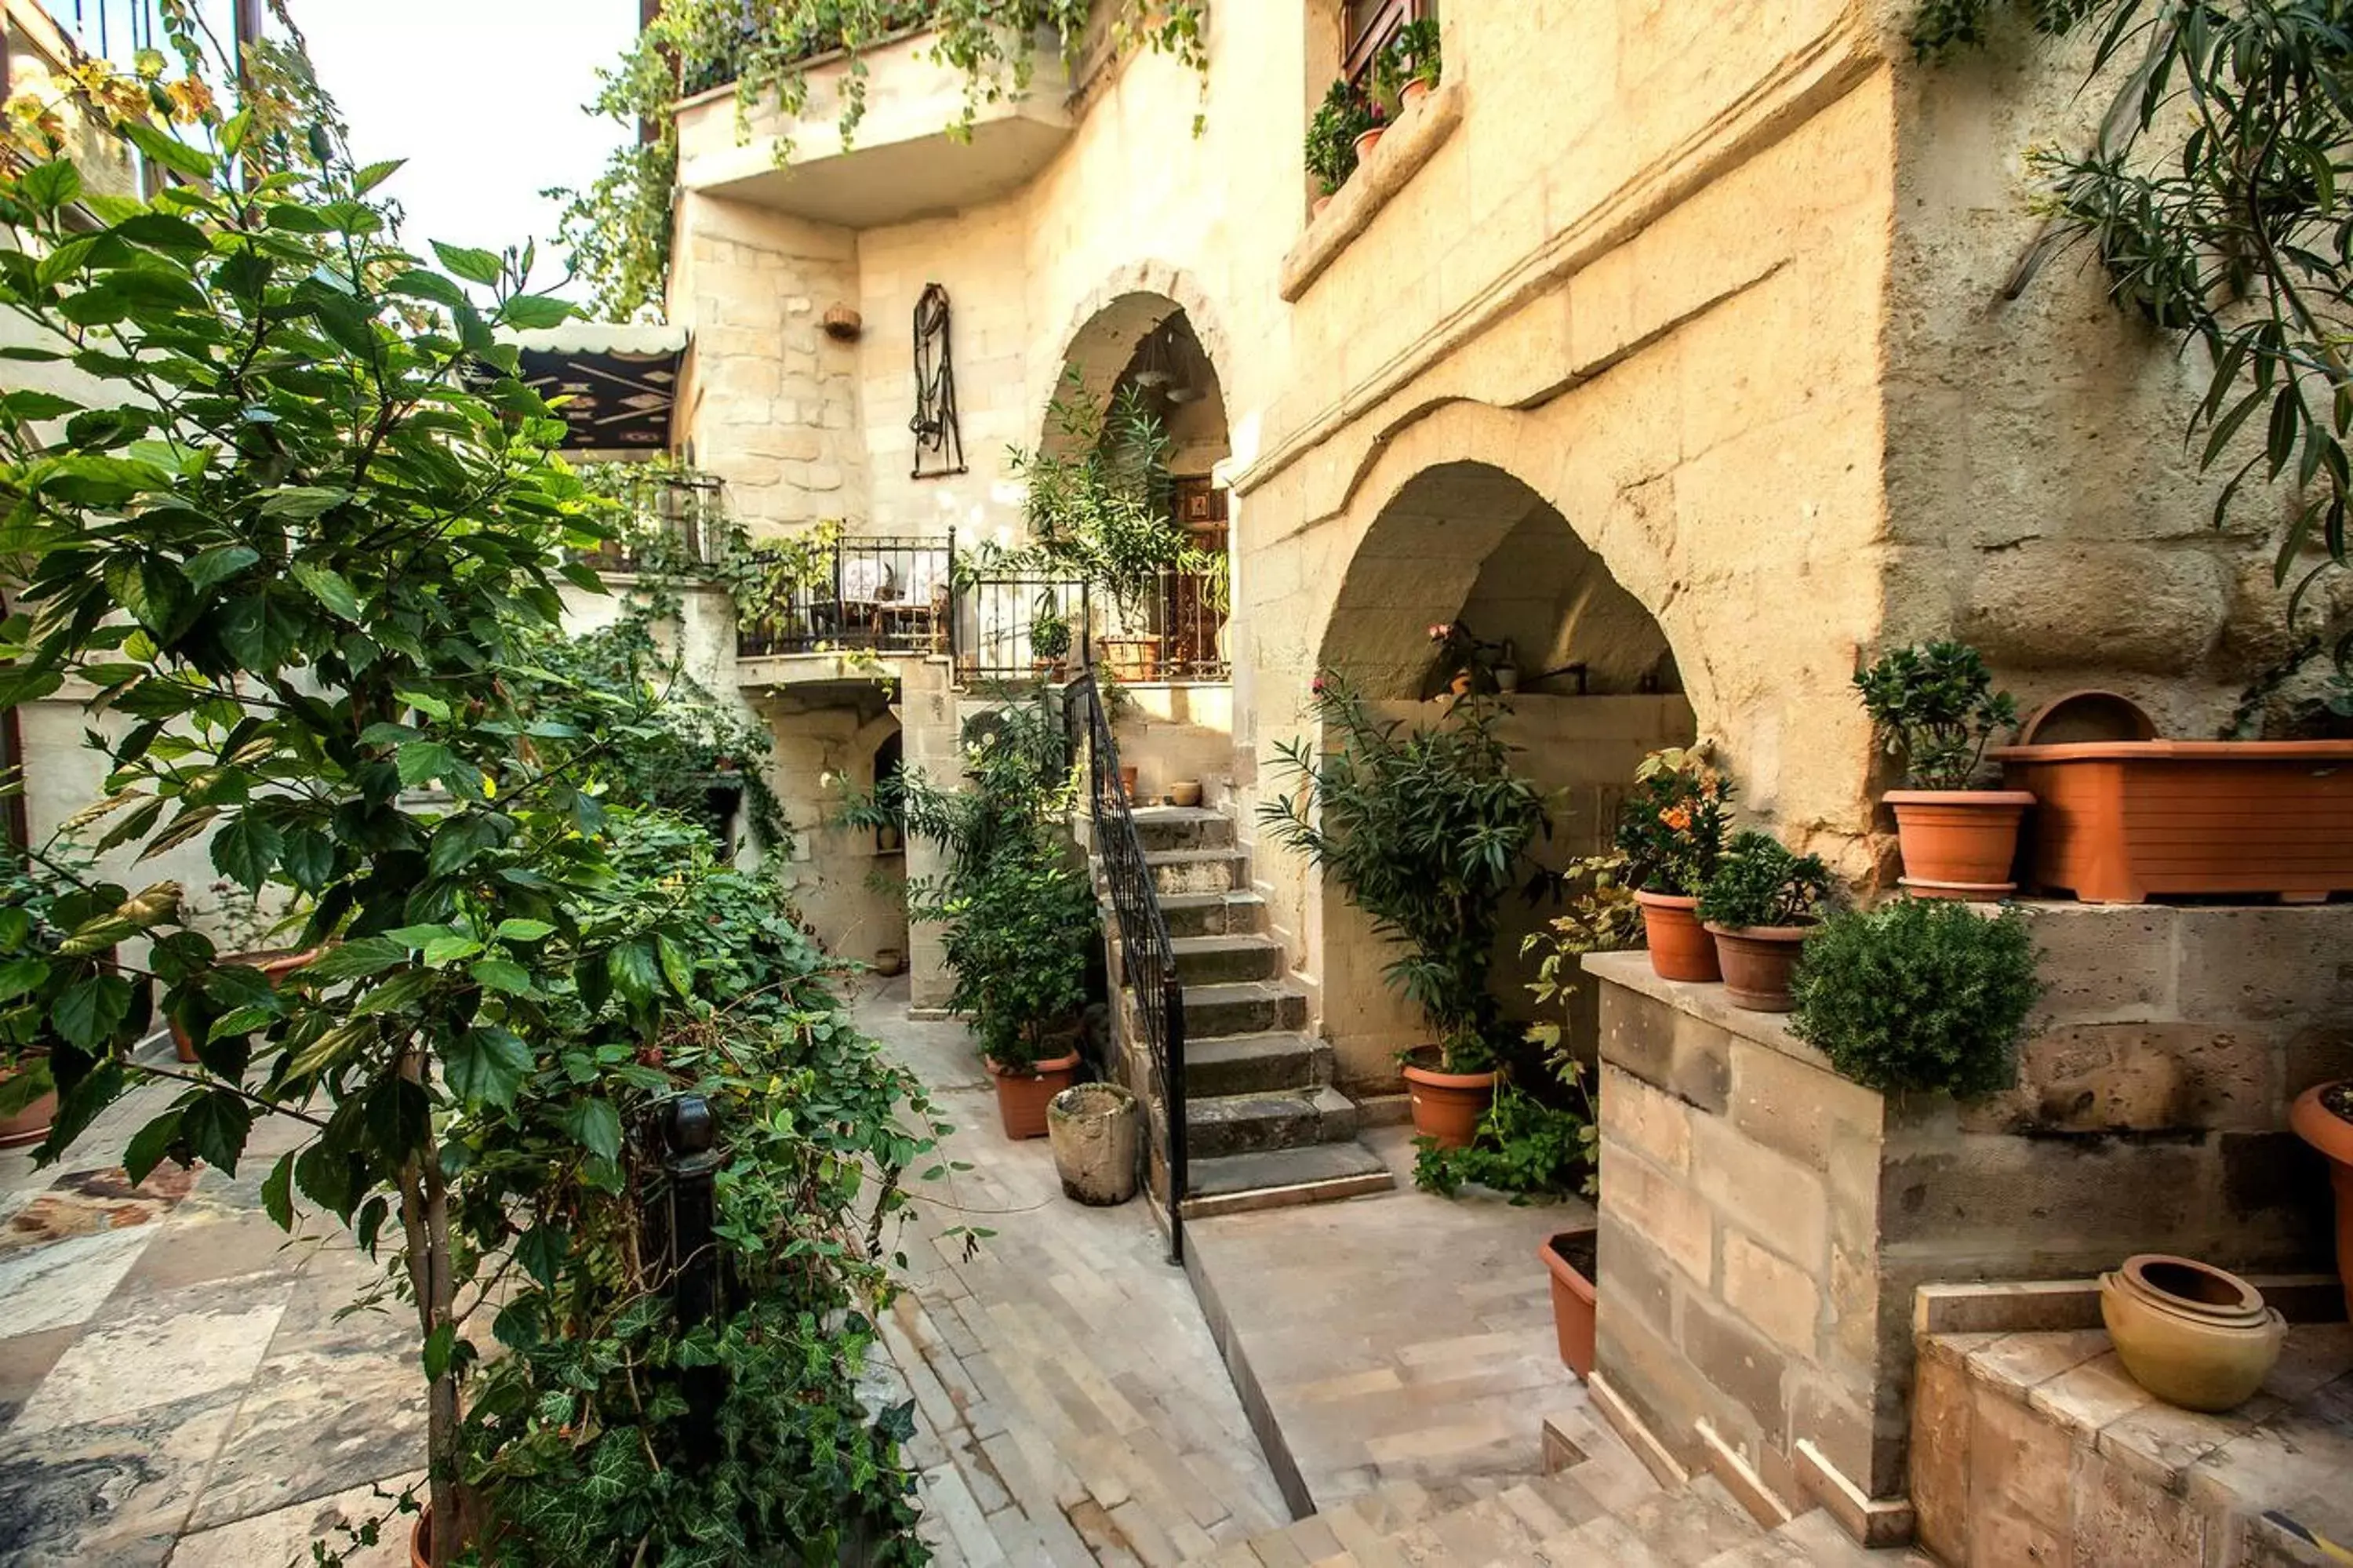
1883;789;2035;897
1402;1062;1496;1150
2099;1254;2285;1413
1702;923;1812;1013
985;1050;1082;1141
1353;125;1385;163
0;1068;56;1151
1541;1228;1598;1379
1993;740;2353;904
171;948;318;1063
1632;890;1718;983
1399;77;1434;112
2291;1081;2353;1321
1098;636;1162;682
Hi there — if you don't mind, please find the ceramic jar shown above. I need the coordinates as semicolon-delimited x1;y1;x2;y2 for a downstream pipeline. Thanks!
2099;1254;2285;1413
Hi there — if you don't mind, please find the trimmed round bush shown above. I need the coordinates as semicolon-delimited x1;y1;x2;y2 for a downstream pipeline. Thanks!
1790;898;2040;1097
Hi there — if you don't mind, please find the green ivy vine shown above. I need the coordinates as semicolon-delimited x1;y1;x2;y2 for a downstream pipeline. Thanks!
554;1;1209;322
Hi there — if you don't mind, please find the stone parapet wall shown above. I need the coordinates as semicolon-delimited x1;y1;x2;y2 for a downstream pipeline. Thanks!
1585;900;2353;1529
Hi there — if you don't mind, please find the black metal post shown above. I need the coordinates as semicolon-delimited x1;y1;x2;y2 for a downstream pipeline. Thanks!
1161;969;1187;1266
663;1093;725;1461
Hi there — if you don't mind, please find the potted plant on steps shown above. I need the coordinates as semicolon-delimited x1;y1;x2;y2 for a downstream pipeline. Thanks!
1617;747;1735;982
2291;1080;2353;1319
1854;641;2031;897
1260;671;1551;1149
1698;831;1836;1011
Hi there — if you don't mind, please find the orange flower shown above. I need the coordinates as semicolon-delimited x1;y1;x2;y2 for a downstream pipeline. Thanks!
1659;804;1692;832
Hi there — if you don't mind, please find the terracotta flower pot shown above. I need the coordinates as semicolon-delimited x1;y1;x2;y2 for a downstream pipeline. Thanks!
1993;740;2353;903
1702;922;1812;1013
1311;194;1334;220
985;1050;1082;1141
1883;789;2035;897
1353;126;1385;164
2099;1254;2285;1412
871;947;905;977
1633;890;1719;983
1169;780;1204;808
1402;1061;1496;1150
1118;765;1140;799
1400;78;1433;112
0;1069;56;1151
1540;1228;1598;1378
172;948;318;1063
2291;1081;2353;1321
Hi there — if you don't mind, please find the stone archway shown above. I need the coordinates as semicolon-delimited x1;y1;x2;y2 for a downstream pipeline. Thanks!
1305;457;1698;1086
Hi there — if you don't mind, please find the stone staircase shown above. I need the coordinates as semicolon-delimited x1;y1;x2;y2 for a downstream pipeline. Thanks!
1180;1447;1923;1567
1096;805;1394;1214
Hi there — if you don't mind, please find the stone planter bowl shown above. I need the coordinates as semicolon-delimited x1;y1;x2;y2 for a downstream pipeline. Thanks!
1048;1082;1140;1206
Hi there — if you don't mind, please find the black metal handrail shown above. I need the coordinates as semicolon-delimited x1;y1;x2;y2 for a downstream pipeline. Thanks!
1072;668;1188;1264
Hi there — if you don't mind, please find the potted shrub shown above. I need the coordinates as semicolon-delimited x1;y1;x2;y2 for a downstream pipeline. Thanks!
1854;642;2032;896
1306;78;1368;216
1354;98;1391;165
1615;748;1735;982
1030;604;1072;682
1260;672;1551;1148
2291;1080;2353;1319
1380;18;1442;112
1791;897;2041;1097
1697;831;1835;1012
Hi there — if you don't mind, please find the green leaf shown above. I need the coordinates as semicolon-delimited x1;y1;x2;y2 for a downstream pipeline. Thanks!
209;815;284;890
422;1322;457;1382
421;934;482;968
260;1150;296;1230
18;159;82;211
446;1028;531;1109
470;958;533;995
178;1091;253;1173
123;1111;182;1187
184;544;260;593
515;1223;566;1288
122;121;213;180
0;956;45;1001
53;973;132;1049
350;969;437;1017
656;933;694;997
0;390;82;424
502;293;573;330
563;1098;623;1163
297;937;409;982
493;919;555;942
430;241;503;286
387;923;460;949
289;561;362;620
354;158;406;194
395;741;457;789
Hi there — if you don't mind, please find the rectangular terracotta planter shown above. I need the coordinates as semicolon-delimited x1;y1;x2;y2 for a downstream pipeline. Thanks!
1993;740;2353;904
1541;1228;1598;1379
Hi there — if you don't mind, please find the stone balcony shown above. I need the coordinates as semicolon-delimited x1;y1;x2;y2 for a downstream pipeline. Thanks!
675;27;1075;229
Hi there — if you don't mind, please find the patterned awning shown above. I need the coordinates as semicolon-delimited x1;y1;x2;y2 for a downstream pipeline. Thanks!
506;322;689;453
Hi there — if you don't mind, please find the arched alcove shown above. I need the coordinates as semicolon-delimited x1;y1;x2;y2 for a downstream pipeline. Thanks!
1308;459;1697;1084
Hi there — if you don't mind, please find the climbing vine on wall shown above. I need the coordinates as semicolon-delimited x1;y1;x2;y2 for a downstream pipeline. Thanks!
552;0;1209;322
1919;2;2353;675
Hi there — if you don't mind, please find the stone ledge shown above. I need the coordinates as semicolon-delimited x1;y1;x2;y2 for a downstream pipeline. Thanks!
1583;950;1835;1076
1277;81;1465;304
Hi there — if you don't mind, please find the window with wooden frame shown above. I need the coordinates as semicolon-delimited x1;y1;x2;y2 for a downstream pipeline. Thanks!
1343;0;1433;94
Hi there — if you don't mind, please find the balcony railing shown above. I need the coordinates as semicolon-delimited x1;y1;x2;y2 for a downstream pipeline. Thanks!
53;0;165;67
955;574;1091;686
578;467;726;577
736;535;955;659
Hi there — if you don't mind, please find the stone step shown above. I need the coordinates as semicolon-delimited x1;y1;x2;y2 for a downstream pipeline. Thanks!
1184;1031;1329;1097
1179;1138;1395;1217
1168;932;1284;985
1185;1084;1358;1159
1148;846;1250;896
1157;890;1266;938
1128;804;1235;853
1180;979;1307;1039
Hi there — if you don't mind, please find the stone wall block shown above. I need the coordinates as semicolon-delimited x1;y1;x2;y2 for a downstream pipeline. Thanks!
2067;1446;2206;1568
1598;989;1731;1113
1601;1062;1693;1173
1596;1210;1680;1343
1910;1346;1973;1566
1722;1228;1820;1355
1958;1022;2281;1136
1958;543;2228;675
1728;1037;1882;1173
1690;1113;1828;1273
2018;904;2176;1024
1878;1136;2206;1257
2286;1023;2353;1102
2177;908;2353;1023
1600;1138;1715;1286
1679;1293;1789;1443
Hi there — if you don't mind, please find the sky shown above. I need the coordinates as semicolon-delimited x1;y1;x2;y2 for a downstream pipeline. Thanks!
294;1;641;296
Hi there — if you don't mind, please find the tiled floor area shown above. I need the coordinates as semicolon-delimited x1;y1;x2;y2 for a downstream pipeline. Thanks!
1184;1126;1604;1514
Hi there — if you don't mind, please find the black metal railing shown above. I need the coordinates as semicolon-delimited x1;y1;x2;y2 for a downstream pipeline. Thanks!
1073;668;1188;1263
580;468;726;577
736;535;955;658
957;575;1090;686
57;0;164;66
